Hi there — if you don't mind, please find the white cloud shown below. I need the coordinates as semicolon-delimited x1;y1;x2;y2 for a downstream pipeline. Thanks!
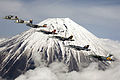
100;39;120;59
15;67;58;80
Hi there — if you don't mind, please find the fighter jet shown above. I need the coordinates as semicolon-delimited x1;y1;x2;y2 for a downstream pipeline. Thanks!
3;15;18;20
39;29;57;34
15;19;30;24
25;19;47;28
26;23;47;28
52;35;74;41
66;45;91;51
89;54;115;61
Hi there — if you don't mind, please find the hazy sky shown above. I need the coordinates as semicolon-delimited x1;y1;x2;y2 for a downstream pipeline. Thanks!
0;0;120;40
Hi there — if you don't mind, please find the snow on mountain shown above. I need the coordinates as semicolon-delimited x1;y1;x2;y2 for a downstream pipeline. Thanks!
0;18;114;80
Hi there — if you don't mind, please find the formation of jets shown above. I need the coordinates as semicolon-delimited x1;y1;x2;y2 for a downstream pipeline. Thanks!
3;15;115;62
3;15;47;28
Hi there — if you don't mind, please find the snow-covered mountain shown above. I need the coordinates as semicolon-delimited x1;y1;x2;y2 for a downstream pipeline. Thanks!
0;18;113;80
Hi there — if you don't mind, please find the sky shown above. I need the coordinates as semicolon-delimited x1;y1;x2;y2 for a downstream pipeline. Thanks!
0;0;120;40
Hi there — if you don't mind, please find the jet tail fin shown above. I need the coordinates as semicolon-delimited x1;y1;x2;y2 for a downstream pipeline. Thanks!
107;54;113;57
52;29;56;33
83;45;89;49
43;24;47;27
29;19;33;24
68;35;73;40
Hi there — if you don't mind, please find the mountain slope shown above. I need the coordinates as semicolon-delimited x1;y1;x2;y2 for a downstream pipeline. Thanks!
0;18;111;79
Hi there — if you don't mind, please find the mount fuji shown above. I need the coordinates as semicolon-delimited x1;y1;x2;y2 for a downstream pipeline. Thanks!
0;18;114;80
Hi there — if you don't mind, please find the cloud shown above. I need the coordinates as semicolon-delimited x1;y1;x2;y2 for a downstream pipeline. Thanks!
100;39;120;59
15;62;68;80
15;39;120;80
15;67;58;80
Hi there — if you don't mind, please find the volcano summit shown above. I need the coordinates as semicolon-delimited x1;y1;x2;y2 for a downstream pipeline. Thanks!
0;18;114;80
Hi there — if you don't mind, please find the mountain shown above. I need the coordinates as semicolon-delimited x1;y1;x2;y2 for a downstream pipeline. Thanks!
0;18;113;80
